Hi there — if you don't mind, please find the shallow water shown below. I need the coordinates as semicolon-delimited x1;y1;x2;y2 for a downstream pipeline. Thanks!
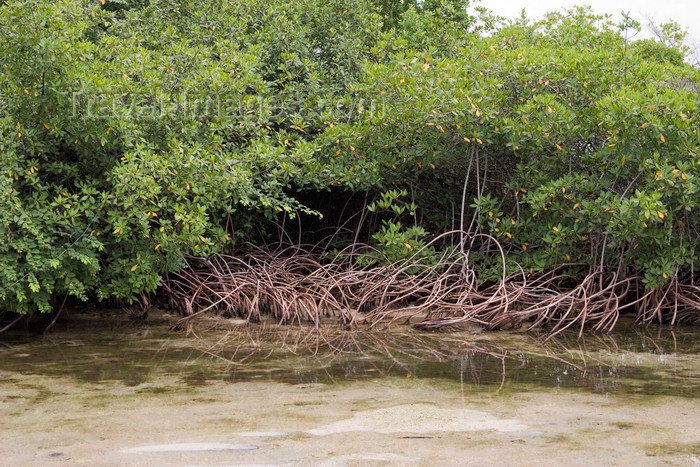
2;310;698;396
1;310;699;466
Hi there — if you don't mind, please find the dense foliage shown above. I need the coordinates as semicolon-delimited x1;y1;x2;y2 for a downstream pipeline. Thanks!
355;8;699;290
1;0;697;317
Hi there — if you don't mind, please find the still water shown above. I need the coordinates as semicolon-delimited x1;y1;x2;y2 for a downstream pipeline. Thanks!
1;310;698;466
2;310;697;396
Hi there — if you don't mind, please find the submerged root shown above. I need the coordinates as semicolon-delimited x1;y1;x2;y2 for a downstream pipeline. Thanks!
163;233;699;335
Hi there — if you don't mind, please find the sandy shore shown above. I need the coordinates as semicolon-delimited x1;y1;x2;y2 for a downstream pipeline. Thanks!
1;369;698;466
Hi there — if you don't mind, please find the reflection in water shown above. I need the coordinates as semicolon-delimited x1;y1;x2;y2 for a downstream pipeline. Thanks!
0;311;698;397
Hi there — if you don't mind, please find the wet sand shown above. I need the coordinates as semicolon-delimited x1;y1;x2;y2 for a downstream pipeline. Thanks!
1;311;698;466
1;370;698;466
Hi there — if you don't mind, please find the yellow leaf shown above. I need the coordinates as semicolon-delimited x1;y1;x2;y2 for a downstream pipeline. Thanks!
552;226;559;232
573;203;580;210
23;89;29;95
583;81;588;88
113;227;121;234
505;232;512;239
463;137;471;143
106;127;112;134
547;106;553;113
476;138;483;144
681;173;688;180
561;187;566;193
555;144;562;151
43;123;50;130
131;264;138;272
422;63;430;72
159;226;165;232
659;134;666;142
154;244;161;250
404;243;412;249
640;122;648;128
99;0;105;4
662;272;668;279
657;211;665;219
399;78;405;84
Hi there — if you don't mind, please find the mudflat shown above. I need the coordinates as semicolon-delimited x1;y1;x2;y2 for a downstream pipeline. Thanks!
1;311;698;466
2;371;699;466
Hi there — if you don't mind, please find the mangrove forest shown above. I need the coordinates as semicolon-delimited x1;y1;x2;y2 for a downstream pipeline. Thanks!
1;0;699;335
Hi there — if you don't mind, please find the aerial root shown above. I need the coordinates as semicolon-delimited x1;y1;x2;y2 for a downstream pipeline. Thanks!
163;233;699;334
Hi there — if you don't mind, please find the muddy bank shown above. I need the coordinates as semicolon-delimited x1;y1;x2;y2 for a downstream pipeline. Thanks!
1;310;699;466
2;373;699;466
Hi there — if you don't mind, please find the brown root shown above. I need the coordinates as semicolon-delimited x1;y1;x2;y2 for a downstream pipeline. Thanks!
163;232;699;335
